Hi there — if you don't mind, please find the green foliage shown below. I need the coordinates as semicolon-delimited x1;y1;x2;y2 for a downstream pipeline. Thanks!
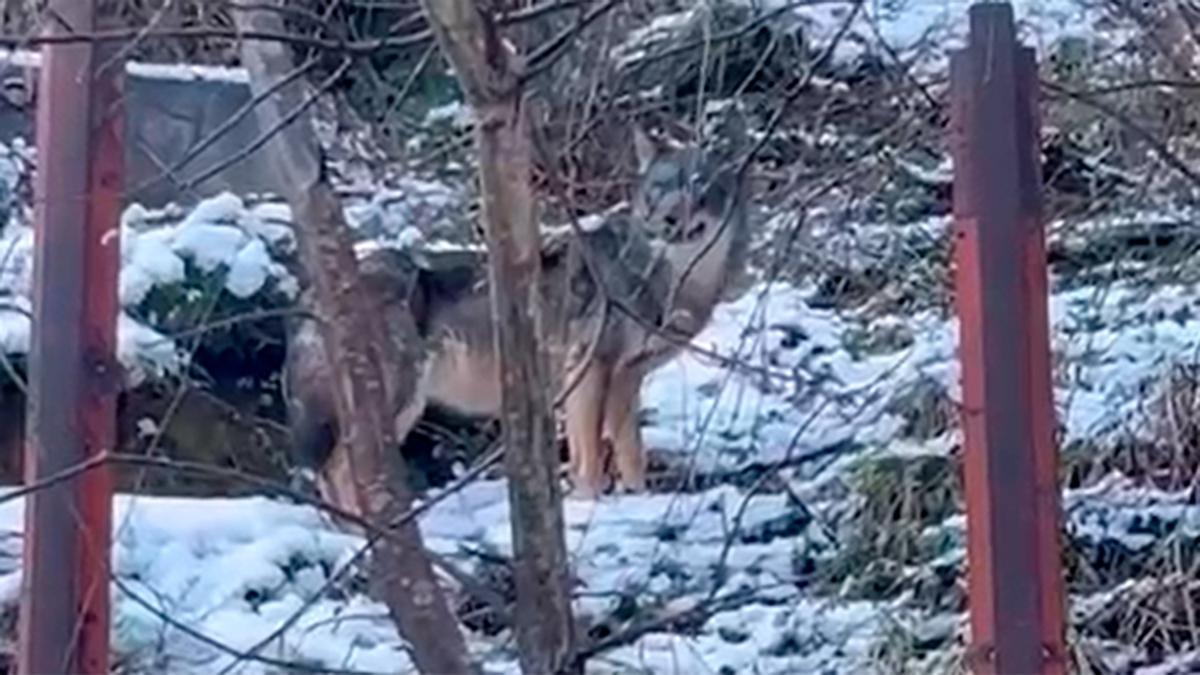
131;257;292;367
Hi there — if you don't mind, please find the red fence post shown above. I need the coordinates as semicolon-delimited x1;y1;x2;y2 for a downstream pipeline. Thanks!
19;0;121;672
950;4;1066;674
79;15;125;674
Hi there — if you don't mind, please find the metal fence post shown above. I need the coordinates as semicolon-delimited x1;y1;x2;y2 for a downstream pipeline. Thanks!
950;4;1067;674
19;0;121;672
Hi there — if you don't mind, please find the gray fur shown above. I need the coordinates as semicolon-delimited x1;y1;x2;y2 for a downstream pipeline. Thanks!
284;115;751;506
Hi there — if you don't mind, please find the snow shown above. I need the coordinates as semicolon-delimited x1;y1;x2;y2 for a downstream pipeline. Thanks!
0;3;1195;672
1065;473;1200;551
341;178;464;242
0;494;414;674
0;303;28;354
609;8;701;66
0;130;474;390
637;208;1200;475
125;61;251;85
225;239;274;299
0;48;250;84
3;161;1199;672
777;0;1095;58
641;281;955;471
1;185;299;383
117;314;185;387
817;0;1092;52
424;101;474;129
171;215;251;275
0;478;857;674
121;227;187;307
3;195;1196;670
611;0;1097;76
593;596;882;674
0;223;32;301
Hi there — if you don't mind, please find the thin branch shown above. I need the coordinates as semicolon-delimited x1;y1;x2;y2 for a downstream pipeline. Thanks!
113;575;394;675
669;0;864;318
217;443;506;672
1;25;430;54
618;0;836;73
1059;78;1200;96
0;349;24;396
543;1;863;388
129;56;321;197
145;307;319;346
1043;78;1200;191
0;451;108;507
0;0;591;55
380;40;439;129
94;0;176;79
520;0;625;84
569;590;761;668
235;4;474;669
0;444;510;668
179;58;352;192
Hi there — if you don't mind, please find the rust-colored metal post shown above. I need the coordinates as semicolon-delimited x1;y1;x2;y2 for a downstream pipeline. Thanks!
78;17;125;674
950;4;1066;674
19;0;122;672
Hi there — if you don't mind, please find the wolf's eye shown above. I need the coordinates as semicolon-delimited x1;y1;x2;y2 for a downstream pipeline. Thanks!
663;213;679;228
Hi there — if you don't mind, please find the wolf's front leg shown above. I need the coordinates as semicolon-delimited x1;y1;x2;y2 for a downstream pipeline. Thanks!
603;364;647;493
565;361;610;498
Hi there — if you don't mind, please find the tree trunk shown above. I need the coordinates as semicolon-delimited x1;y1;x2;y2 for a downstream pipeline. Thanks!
418;1;577;672
233;6;474;674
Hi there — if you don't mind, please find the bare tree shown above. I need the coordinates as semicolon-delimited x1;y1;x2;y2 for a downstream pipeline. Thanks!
418;0;577;672
231;5;474;674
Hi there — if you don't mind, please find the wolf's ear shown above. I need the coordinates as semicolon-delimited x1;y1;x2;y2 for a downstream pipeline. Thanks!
633;126;661;173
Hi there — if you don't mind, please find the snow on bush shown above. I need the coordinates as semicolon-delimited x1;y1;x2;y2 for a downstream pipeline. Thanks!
0;149;468;389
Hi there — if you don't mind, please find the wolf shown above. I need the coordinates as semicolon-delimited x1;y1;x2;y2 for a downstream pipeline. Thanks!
283;116;750;516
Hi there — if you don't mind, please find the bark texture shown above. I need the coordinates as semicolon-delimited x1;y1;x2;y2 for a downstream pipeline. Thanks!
418;0;577;672
234;5;473;674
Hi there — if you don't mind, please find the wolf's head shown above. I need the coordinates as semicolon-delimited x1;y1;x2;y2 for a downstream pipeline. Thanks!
630;112;748;247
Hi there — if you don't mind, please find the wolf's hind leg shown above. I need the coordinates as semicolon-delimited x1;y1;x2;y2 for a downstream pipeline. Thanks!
603;364;647;493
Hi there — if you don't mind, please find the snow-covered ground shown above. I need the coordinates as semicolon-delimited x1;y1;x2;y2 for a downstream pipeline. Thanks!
2;195;1199;672
612;0;1098;74
0;1;1196;672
